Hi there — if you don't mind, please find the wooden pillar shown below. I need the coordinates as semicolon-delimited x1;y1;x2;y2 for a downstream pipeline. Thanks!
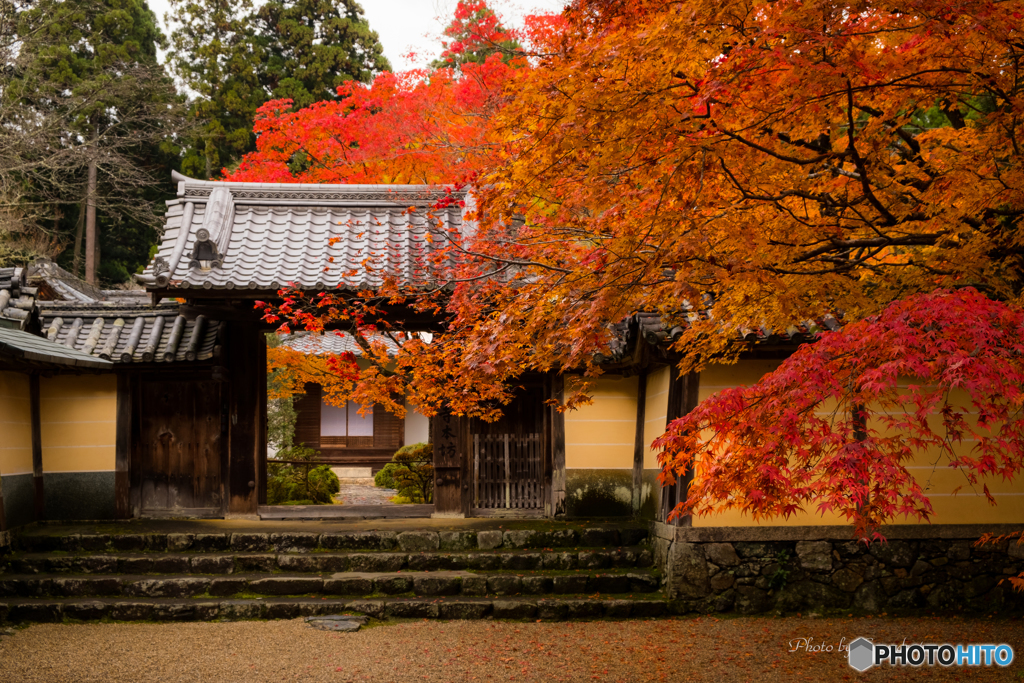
29;373;43;521
257;338;268;506
631;369;648;517
226;321;261;516
547;374;566;517
431;405;470;517
0;471;6;531
659;365;700;526
128;375;143;516
114;373;132;518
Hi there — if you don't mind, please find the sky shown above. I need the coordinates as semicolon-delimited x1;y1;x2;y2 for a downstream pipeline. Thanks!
149;0;568;73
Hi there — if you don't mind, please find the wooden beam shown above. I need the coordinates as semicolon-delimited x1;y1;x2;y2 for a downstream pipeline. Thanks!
0;471;6;531
114;373;132;518
631;369;648;517
226;321;260;516
128;374;143;516
257;336;268;506
549;374;566;517
659;366;700;526
29;373;42;521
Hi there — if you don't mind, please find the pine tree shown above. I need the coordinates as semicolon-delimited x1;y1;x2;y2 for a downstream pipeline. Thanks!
255;0;390;109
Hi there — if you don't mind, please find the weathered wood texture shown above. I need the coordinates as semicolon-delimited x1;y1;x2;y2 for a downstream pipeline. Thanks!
293;383;321;449
139;379;223;512
632;369;649;517
431;407;470;516
659;367;700;526
29;373;42;521
548;374;566;517
258;503;435;520
0;473;6;531
115;373;132;518
227;322;260;514
471;380;547;512
258;341;268;506
473;433;544;510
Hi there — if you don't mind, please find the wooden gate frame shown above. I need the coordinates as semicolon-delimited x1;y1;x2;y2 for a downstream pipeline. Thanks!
430;372;566;519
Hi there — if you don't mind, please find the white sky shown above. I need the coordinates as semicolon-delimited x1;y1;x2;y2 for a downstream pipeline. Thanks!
149;0;568;73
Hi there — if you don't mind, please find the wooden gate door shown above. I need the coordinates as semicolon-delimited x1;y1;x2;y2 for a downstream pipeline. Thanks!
140;380;224;514
471;381;547;513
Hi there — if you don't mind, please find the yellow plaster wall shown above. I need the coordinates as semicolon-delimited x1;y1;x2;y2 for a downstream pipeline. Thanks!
691;362;1024;527
642;366;671;469
0;371;33;475
39;375;116;473
565;375;637;469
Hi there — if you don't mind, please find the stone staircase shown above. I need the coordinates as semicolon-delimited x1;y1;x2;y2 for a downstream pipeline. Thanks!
0;523;668;624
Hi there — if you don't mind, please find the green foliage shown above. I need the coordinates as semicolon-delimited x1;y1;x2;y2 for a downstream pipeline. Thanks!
6;0;186;285
266;460;339;505
255;0;389;109
375;442;433;504
167;0;388;177
373;462;399;490
166;0;264;178
266;334;298;457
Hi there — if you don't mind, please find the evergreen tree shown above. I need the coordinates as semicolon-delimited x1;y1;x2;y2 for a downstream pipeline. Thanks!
255;0;390;109
165;0;264;179
167;0;388;178
2;0;186;283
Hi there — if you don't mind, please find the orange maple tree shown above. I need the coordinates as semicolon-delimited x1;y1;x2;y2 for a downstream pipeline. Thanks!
266;342;360;407
248;0;1024;537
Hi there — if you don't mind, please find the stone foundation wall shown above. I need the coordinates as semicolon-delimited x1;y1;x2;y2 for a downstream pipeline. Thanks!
653;523;1024;614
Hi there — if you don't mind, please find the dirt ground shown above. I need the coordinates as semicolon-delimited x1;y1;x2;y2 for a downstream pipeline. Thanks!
0;615;1022;682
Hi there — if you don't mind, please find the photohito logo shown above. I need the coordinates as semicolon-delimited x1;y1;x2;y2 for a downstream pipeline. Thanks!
848;637;1014;672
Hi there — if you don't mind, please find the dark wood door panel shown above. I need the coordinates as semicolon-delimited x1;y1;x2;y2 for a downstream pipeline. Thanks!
140;380;223;512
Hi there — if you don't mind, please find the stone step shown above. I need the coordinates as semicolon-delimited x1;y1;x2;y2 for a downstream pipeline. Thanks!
2;547;654;575
14;527;648;554
0;595;671;624
0;569;662;599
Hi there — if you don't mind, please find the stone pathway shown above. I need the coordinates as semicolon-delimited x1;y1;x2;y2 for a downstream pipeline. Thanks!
334;478;397;506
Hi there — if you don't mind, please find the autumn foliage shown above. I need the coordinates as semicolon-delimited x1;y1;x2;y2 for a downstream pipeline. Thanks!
266;342;359;406
248;0;1024;537
654;289;1024;538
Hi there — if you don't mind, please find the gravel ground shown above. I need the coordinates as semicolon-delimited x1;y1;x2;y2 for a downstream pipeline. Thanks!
1;616;1022;682
334;480;397;506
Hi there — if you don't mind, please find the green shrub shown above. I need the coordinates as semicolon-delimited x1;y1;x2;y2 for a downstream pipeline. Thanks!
266;458;340;505
374;443;433;503
374;462;401;489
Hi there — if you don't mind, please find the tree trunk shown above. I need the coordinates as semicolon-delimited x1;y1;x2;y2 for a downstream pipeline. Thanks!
84;157;97;284
72;200;86;277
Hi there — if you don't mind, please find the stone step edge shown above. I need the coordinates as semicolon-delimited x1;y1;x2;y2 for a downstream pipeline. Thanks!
0;595;672;623
14;528;650;553
0;572;662;598
4;546;653;559
2;550;655;575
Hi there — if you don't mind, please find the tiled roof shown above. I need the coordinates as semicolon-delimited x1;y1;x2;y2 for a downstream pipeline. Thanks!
0;325;112;369
280;331;401;356
26;259;103;303
599;310;844;363
136;172;470;293
38;302;222;364
0;266;35;330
